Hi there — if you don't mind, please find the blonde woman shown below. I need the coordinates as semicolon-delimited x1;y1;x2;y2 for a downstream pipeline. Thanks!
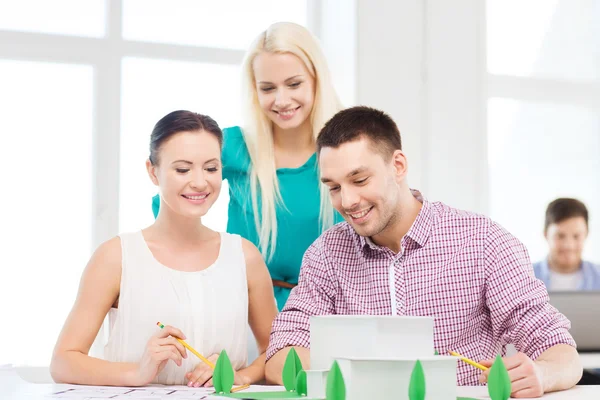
153;22;343;310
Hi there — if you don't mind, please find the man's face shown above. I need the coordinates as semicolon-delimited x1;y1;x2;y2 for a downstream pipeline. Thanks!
545;216;588;269
320;137;402;238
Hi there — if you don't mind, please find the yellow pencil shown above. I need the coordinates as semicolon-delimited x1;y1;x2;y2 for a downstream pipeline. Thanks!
449;351;488;371
157;322;215;369
230;383;251;393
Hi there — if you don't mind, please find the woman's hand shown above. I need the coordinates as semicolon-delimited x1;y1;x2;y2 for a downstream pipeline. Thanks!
133;325;188;386
185;355;251;388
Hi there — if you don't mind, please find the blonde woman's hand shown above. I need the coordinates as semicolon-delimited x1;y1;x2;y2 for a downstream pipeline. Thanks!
134;325;188;386
185;355;251;388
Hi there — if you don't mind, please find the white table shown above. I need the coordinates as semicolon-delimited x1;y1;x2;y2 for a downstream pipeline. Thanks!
1;367;599;400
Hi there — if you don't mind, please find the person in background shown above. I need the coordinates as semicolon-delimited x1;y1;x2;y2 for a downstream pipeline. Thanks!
533;198;600;291
51;111;277;387
266;106;582;398
153;22;344;310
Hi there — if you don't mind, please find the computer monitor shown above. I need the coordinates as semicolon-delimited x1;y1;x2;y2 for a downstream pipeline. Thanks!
548;291;600;352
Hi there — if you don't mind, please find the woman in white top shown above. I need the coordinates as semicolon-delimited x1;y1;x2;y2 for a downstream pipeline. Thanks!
50;110;278;387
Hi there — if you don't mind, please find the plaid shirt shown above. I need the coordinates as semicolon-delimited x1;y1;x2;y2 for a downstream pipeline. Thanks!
266;191;575;385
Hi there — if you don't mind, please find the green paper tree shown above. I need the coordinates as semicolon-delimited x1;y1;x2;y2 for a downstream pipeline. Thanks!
408;360;426;400
282;348;304;391
213;350;234;394
487;355;511;400
326;361;346;400
295;369;308;396
434;349;439;355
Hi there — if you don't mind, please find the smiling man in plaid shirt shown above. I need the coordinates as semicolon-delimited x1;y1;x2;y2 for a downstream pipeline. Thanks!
265;106;582;397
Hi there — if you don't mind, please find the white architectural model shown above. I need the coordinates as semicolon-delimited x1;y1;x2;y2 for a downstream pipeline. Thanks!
305;315;457;400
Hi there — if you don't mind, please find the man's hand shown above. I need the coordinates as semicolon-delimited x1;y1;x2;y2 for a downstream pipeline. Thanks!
478;352;544;398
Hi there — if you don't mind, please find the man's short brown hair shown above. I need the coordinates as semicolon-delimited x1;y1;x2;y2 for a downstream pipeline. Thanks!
544;198;589;233
316;106;402;160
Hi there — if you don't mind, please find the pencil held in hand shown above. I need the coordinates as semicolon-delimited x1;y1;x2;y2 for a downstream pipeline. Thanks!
156;322;215;369
449;351;489;371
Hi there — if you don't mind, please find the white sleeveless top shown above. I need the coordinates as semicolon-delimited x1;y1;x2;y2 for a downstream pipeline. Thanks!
104;231;248;385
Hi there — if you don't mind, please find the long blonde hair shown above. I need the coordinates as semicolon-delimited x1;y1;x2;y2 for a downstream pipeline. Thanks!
240;22;342;261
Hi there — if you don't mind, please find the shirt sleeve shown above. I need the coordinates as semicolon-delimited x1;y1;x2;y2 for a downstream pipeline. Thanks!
484;222;576;360
266;239;337;360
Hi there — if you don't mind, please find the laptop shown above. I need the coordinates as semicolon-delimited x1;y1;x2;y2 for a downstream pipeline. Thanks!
548;291;600;352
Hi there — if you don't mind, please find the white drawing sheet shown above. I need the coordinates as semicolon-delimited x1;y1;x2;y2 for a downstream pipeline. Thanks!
48;385;214;399
47;384;286;399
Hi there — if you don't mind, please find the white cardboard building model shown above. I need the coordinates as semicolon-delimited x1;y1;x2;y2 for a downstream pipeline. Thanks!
305;315;457;400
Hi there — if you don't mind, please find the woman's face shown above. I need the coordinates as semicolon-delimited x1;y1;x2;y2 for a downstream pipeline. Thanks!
148;130;222;219
253;51;315;131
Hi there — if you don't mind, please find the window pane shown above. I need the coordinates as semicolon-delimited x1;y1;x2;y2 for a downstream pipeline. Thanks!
120;58;241;234
0;0;105;37
122;0;307;49
487;0;600;81
0;60;93;365
488;98;600;264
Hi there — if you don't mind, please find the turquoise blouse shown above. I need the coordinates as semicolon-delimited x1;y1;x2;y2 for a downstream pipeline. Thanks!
152;126;342;309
